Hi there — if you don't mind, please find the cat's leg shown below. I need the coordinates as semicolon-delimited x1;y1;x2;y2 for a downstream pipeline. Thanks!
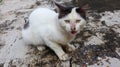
45;40;69;61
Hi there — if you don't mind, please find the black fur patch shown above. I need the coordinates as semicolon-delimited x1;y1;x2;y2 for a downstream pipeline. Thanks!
58;6;73;18
58;7;86;19
76;8;86;19
24;22;29;29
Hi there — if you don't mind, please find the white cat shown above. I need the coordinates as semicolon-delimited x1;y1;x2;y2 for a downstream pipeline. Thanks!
22;3;87;60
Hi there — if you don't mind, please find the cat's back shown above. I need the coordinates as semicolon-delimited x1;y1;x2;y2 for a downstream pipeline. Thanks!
29;8;58;26
22;8;59;45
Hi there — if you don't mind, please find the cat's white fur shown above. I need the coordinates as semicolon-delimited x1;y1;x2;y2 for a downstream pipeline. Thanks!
22;7;86;60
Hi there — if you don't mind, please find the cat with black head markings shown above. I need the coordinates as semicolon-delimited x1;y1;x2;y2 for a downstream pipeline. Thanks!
22;3;87;60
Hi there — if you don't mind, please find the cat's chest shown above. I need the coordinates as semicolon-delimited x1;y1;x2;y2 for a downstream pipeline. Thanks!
47;26;73;44
52;31;73;45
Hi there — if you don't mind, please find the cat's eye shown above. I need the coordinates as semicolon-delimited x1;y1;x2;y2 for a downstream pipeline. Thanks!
65;20;70;23
76;20;81;23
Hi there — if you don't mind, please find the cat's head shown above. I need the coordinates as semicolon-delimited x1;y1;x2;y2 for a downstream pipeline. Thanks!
55;3;88;36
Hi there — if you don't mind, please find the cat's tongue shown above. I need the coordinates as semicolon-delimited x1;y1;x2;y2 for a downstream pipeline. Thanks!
71;31;77;35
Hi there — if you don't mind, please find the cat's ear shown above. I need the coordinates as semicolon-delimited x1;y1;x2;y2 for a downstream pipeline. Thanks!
77;4;89;13
76;4;90;19
55;2;65;12
81;4;90;11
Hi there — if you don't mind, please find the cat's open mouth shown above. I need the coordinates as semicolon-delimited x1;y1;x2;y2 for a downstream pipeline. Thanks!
71;31;77;35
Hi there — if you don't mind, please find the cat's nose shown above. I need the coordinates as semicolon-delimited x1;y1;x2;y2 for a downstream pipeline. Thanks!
70;23;76;31
71;26;76;31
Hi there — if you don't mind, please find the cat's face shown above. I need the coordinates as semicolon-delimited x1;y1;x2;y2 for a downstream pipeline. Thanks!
56;3;87;36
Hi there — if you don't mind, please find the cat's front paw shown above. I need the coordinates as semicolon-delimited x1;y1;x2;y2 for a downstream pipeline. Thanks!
59;53;70;61
37;46;46;51
67;46;74;53
64;45;76;53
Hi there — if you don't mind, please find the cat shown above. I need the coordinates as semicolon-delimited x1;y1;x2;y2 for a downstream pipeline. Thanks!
22;3;87;61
